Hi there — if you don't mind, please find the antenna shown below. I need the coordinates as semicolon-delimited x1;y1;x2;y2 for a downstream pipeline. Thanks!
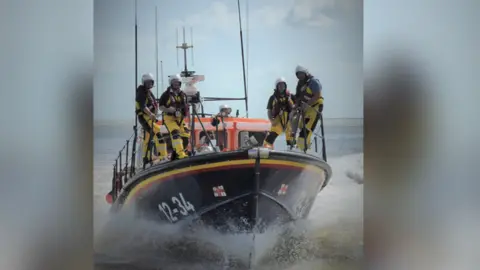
155;6;159;97
160;60;164;91
236;0;249;118
190;27;194;66
134;0;138;91
176;26;194;77
182;27;187;73
176;28;179;67
130;0;139;176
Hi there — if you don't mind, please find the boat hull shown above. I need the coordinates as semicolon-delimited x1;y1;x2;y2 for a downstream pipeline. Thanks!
111;148;332;233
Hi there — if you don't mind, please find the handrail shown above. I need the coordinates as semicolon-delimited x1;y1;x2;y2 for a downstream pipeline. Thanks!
109;131;136;201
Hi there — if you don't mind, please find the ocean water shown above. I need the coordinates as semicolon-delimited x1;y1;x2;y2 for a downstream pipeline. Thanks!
94;121;363;269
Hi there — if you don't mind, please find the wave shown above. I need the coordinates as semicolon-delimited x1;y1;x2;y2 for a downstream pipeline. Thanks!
93;153;363;269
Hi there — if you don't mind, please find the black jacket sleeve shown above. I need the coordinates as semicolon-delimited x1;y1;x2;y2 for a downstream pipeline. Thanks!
266;95;275;110
135;87;147;111
211;116;220;127
158;91;169;107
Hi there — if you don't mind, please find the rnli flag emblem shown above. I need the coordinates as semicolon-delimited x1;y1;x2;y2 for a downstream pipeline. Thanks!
278;184;288;195
213;185;227;197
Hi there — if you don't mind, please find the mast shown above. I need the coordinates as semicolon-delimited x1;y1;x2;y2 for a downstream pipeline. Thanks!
134;0;138;100
155;6;159;97
130;0;139;176
160;60;164;91
236;0;249;118
175;28;210;154
176;27;194;77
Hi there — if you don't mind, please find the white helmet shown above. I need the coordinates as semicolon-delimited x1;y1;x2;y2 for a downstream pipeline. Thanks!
219;104;232;114
169;74;182;85
275;77;287;89
295;65;309;74
141;73;155;84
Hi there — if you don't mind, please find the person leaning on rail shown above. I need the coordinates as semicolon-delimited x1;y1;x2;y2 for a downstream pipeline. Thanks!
211;104;232;125
290;65;324;151
158;74;190;160
135;73;168;164
263;77;295;149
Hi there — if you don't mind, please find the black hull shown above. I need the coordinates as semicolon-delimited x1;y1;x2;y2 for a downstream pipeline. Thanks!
111;148;332;234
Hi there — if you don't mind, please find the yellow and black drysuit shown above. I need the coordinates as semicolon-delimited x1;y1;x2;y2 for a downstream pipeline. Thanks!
158;87;190;159
293;74;324;151
135;85;167;161
263;90;295;148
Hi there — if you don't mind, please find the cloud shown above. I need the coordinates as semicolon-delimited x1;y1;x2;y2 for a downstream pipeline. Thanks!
288;0;359;27
165;0;357;41
166;2;238;35
247;4;291;28
291;0;334;22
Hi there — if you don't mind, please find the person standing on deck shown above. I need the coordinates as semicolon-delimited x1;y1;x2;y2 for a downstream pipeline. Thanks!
263;77;295;148
135;73;168;163
291;65;324;151
211;104;232;151
158;74;190;159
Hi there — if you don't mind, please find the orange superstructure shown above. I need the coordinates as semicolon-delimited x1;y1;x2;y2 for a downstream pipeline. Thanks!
155;117;271;151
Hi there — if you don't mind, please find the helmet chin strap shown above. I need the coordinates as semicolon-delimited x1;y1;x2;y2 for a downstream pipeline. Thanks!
144;81;154;89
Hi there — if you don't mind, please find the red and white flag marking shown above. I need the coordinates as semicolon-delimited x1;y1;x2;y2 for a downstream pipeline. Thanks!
278;184;288;195
213;185;227;197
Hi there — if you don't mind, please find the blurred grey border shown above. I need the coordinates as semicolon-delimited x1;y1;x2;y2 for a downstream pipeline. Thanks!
365;0;479;269
0;1;93;270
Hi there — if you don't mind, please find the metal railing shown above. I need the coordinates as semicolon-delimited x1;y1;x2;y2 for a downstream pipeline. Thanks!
110;131;136;202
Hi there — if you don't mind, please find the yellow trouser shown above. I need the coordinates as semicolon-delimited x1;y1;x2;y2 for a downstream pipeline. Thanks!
297;104;321;151
163;115;190;159
138;116;167;159
263;111;293;148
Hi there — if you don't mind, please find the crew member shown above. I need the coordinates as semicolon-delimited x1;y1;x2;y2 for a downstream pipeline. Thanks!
263;77;294;148
211;104;232;126
158;74;190;159
199;130;215;146
135;73;167;163
292;65;324;151
211;104;232;151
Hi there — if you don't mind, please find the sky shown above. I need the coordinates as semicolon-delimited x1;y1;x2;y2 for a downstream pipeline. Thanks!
94;0;363;123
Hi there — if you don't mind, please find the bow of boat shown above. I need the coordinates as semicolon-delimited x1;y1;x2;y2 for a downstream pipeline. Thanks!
108;147;331;234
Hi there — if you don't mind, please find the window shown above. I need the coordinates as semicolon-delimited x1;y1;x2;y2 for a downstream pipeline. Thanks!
198;130;214;146
238;131;267;148
199;130;228;150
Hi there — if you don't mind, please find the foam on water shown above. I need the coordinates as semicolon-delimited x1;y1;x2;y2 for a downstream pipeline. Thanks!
94;153;363;269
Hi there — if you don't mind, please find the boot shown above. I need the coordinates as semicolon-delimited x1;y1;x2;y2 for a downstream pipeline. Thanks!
172;138;188;159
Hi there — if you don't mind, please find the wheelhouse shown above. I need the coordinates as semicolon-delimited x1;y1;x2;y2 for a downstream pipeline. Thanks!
150;117;271;152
